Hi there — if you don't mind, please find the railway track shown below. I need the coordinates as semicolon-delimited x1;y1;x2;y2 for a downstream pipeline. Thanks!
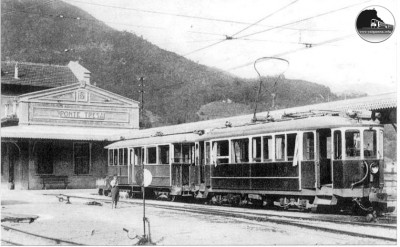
1;225;83;246
44;193;397;243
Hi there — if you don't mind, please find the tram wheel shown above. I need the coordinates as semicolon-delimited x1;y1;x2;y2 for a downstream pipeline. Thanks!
98;189;103;196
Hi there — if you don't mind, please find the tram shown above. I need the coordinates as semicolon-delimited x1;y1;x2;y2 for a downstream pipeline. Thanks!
100;110;387;213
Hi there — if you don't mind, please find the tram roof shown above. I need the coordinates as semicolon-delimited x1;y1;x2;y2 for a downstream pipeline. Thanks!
106;115;382;148
114;92;395;141
105;132;199;149
198;115;381;141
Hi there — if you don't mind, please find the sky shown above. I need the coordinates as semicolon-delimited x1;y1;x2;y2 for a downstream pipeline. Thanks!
63;0;398;95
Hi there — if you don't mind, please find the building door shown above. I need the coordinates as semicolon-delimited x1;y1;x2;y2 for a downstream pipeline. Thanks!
8;145;16;189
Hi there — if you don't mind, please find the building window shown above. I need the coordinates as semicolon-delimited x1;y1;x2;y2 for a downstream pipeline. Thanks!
147;147;157;164
363;129;377;158
345;130;361;158
36;142;54;174
303;132;315;160
252;137;262;162
1;143;6;175
158;145;170;164
232;138;249;163
263;136;273;161
74;143;91;175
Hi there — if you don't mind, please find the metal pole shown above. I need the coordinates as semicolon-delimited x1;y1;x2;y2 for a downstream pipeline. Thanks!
138;77;145;128
142;164;146;238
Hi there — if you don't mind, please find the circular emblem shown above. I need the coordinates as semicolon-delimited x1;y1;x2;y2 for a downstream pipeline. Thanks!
135;168;153;187
355;6;395;43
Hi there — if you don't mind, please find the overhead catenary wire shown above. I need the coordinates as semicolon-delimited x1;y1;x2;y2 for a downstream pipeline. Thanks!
183;0;298;56
228;34;354;71
236;0;371;39
230;0;298;37
184;0;370;57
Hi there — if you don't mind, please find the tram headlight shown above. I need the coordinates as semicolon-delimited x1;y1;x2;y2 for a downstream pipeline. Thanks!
370;162;379;174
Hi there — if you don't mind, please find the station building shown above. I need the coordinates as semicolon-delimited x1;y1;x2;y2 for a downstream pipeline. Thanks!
1;61;139;190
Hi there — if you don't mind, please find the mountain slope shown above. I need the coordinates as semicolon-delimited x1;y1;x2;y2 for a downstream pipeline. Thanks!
1;0;337;125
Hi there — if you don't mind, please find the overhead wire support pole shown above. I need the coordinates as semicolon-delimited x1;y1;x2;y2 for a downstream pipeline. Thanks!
138;77;145;128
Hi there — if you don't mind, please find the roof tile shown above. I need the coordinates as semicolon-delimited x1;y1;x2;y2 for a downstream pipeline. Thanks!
1;61;79;87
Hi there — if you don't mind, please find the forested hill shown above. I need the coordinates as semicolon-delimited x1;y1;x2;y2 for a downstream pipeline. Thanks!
2;0;336;126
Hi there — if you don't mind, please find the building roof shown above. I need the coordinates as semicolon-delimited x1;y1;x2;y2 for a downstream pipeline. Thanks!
1;125;131;141
1;61;80;88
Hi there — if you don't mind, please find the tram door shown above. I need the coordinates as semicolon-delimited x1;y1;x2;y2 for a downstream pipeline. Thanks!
316;129;332;187
131;147;144;185
199;141;205;184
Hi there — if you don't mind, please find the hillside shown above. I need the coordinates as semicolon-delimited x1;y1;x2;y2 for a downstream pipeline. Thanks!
2;0;337;126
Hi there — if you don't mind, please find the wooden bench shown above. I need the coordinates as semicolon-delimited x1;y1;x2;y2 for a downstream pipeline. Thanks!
40;175;69;189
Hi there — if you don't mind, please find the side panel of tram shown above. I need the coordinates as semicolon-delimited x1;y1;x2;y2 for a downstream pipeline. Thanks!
100;121;385;210
104;142;204;197
202;126;384;208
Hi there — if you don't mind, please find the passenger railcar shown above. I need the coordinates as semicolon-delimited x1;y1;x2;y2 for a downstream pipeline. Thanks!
102;111;386;213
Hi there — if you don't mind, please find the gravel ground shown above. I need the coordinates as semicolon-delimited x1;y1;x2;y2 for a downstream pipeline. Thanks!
1;189;396;245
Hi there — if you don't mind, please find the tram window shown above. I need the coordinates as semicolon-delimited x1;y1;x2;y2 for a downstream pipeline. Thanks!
147;147;157;164
334;130;342;159
263;136;273;161
174;144;182;163
173;144;194;163
252;137;262;162
123;148;128;165
113;149;118;165
213;140;229;165
158;145;170;164
134;148;143;166
182;144;194;163
303;132;315;160
205;142;210;165
287;133;297;161
345;130;361;158
378;130;384;159
363;130;377;158
232;138;249;163
130;149;134;166
275;135;285;161
118;148;127;166
108;149;114;166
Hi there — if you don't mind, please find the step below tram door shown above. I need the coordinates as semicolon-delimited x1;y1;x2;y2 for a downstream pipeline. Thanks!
316;129;332;187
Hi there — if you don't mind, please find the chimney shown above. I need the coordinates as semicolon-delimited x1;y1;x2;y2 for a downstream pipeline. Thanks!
14;62;19;79
84;71;91;85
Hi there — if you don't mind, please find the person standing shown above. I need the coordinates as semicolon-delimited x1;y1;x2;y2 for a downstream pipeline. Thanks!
110;175;119;209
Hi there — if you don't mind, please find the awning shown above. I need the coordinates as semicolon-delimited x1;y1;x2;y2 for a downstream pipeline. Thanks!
1;125;132;141
105;133;200;149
